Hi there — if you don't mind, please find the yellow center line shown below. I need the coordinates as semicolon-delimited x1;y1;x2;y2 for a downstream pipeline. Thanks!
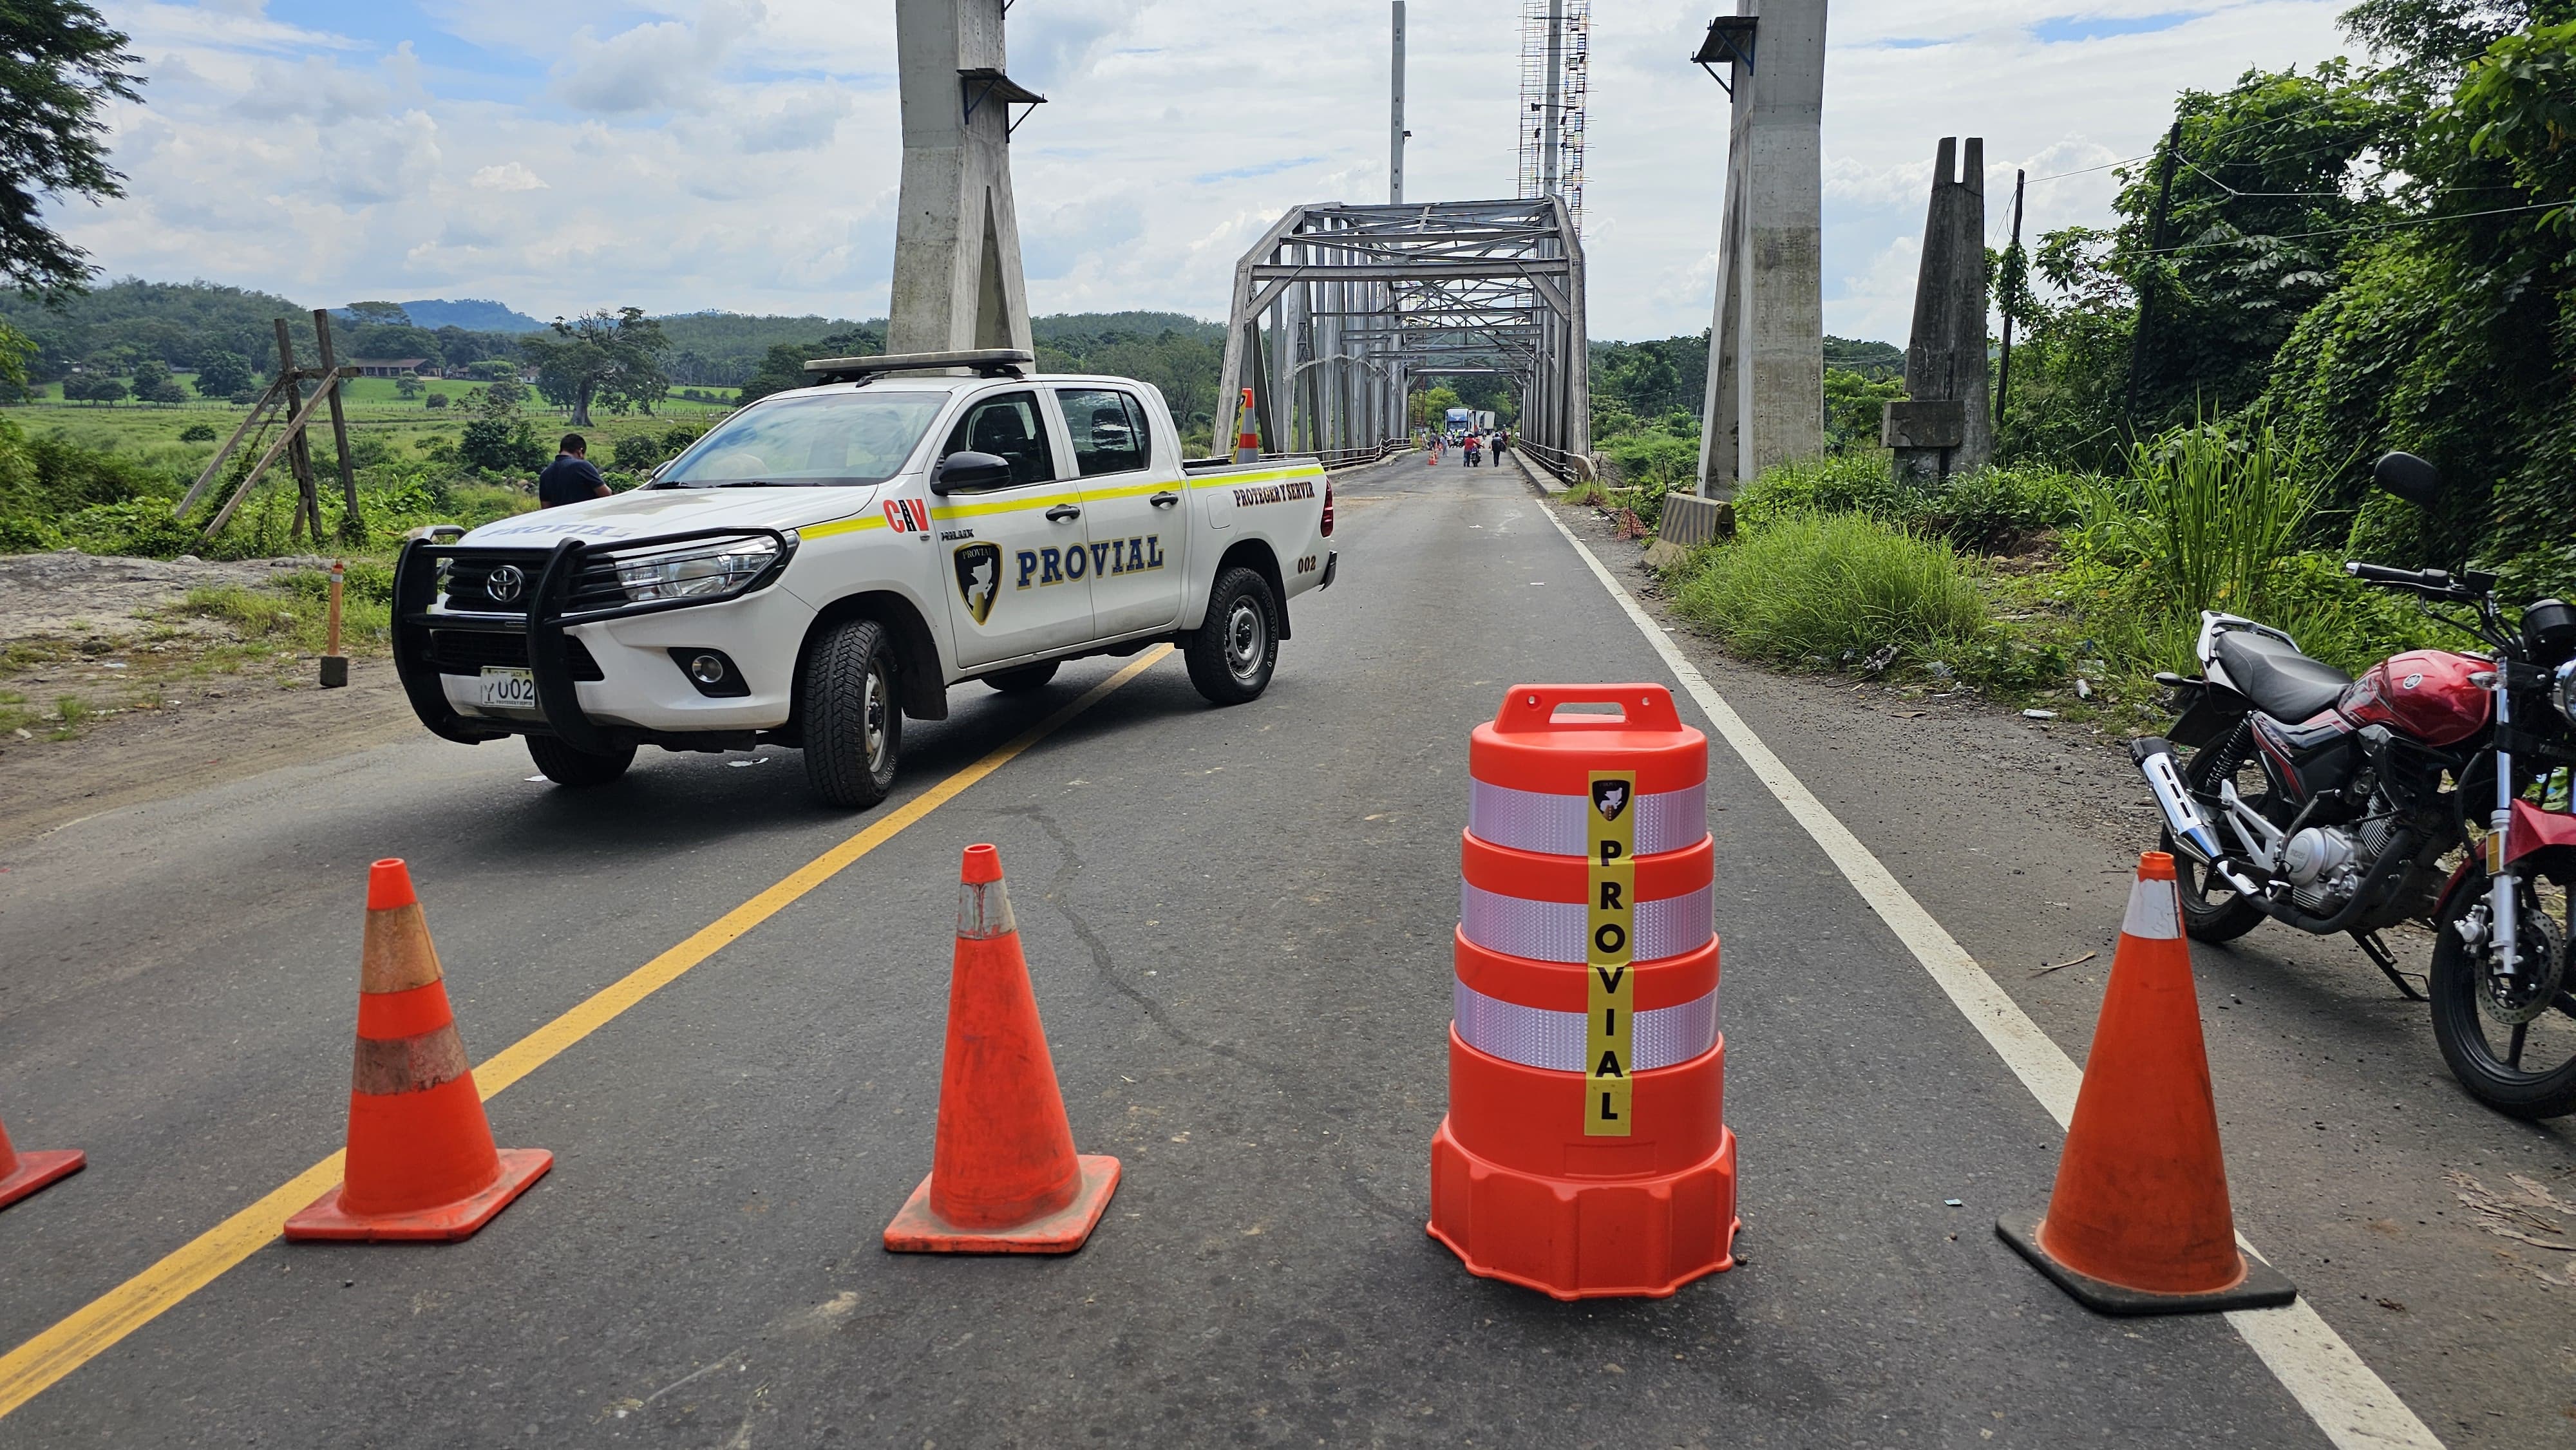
0;645;1173;1421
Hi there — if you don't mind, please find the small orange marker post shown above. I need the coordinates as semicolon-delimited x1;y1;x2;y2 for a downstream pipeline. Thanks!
884;844;1119;1254
285;860;551;1242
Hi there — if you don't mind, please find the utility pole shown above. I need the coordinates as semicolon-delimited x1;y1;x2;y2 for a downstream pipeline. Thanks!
1390;2;1406;204
1995;167;2025;428
2123;120;2183;429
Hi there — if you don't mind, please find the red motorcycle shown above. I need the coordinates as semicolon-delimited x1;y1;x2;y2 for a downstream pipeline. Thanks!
2133;453;2576;1116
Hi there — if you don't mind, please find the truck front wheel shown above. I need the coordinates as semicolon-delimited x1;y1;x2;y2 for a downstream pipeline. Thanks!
1185;566;1280;706
803;617;903;808
526;734;635;787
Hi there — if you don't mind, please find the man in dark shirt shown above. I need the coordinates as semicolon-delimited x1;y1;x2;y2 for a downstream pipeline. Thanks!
536;434;611;507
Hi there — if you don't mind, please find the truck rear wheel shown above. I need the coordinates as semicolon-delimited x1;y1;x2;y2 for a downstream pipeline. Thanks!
803;617;903;809
526;734;635;787
1185;565;1279;706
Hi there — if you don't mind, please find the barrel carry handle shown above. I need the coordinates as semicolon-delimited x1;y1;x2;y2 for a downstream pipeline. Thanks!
1490;683;1682;735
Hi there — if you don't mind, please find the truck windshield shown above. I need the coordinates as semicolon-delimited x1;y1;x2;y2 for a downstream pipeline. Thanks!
656;391;948;488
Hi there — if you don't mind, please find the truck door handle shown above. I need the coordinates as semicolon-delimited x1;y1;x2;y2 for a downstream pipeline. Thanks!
1045;504;1082;523
1149;491;1180;508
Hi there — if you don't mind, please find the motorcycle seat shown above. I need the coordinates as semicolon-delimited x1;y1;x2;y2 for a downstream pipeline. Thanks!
2214;630;2351;721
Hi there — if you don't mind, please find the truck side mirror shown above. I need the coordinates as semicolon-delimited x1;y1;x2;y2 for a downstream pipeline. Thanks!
2371;451;2440;507
931;450;1010;496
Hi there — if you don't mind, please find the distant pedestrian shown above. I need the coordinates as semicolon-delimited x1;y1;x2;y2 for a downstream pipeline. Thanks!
536;434;611;507
1493;428;1510;462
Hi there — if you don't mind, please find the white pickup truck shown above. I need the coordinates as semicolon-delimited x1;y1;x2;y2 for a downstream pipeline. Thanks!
390;349;1338;806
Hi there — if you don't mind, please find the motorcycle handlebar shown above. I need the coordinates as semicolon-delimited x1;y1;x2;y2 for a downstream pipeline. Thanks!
2345;560;2460;595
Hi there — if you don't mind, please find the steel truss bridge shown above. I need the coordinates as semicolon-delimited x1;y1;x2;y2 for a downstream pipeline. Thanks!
1217;198;1591;477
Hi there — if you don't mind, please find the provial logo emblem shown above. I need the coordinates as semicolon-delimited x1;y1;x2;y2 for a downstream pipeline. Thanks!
952;543;1001;625
1590;777;1631;822
485;564;526;604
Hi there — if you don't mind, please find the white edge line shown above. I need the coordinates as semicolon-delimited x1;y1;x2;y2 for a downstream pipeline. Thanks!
1535;499;2444;1450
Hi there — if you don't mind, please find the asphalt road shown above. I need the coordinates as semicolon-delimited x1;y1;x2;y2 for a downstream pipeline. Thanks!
0;453;2530;1445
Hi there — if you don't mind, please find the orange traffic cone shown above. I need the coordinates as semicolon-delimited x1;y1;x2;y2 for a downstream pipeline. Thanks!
1233;388;1261;464
285;859;551;1242
0;1112;83;1211
1998;852;2295;1313
884;844;1119;1254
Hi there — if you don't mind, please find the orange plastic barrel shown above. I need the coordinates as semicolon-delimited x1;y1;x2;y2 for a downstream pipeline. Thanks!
1428;684;1738;1299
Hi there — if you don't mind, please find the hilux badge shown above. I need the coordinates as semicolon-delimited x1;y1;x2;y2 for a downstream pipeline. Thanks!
486;565;525;604
1591;778;1630;822
952;543;1001;625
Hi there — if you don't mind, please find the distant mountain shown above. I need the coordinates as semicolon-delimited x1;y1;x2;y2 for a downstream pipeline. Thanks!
383;299;548;333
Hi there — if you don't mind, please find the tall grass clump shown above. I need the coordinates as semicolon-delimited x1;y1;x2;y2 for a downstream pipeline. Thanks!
1670;512;1991;666
2079;415;2315;617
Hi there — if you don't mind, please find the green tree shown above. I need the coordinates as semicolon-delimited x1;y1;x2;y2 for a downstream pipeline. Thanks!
0;3;138;301
395;373;422;399
458;388;547;474
343;301;410;328
424;391;448;410
128;357;181;402
735;341;818;405
193;349;252;397
523;306;670;425
61;371;120;403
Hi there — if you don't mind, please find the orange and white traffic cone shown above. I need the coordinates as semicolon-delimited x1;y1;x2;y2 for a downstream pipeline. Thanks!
1233;388;1261;464
884;843;1119;1254
0;1111;83;1211
285;859;551;1242
1997;851;2295;1313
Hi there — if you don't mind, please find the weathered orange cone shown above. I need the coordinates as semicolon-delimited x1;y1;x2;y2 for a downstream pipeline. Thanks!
285;860;551;1242
1998;852;2295;1313
0;1112;84;1211
884;843;1119;1254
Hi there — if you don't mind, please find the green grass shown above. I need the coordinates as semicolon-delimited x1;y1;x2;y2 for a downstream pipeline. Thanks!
171;577;392;659
1669;511;1995;670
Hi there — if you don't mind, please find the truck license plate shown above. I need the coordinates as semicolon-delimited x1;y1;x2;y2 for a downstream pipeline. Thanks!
478;666;538;709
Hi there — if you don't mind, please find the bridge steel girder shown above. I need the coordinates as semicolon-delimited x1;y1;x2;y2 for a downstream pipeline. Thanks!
1218;197;1589;469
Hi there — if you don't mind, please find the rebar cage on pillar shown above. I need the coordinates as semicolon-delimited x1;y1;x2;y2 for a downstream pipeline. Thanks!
1218;198;1590;475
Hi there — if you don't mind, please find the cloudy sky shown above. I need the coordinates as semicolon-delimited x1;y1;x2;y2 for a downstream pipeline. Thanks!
75;1;2360;342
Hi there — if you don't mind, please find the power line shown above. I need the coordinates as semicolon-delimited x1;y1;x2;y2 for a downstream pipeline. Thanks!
2143;196;2568;256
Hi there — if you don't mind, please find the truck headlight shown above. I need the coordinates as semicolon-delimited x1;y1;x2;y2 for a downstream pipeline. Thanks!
609;534;783;604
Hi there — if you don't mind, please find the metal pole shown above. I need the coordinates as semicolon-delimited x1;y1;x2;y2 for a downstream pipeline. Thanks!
1390;2;1406;205
1996;168;2024;427
2124;122;2183;429
1542;0;1564;196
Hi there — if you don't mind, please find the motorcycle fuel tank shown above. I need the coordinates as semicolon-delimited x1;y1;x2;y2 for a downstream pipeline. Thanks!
2339;649;2492;746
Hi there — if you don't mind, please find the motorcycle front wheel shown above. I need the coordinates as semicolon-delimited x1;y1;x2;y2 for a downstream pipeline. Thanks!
2429;849;2576;1118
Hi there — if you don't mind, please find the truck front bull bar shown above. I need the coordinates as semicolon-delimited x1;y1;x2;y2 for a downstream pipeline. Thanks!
390;529;797;755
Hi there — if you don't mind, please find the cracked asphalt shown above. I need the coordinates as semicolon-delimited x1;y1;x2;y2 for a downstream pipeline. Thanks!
0;453;2472;1445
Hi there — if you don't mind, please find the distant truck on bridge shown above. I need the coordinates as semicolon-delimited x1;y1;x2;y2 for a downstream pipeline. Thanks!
387;349;1338;806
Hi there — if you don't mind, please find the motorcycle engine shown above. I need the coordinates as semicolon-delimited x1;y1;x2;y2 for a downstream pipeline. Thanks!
2282;813;2402;916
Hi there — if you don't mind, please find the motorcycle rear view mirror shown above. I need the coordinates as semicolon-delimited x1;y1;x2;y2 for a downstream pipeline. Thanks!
931;450;1010;496
2371;451;2441;507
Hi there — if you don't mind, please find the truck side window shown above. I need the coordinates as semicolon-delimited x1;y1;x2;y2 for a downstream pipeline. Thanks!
940;391;1057;489
1058;388;1149;477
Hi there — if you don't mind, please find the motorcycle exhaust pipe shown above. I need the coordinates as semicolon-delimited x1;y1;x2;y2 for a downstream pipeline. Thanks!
2128;737;2266;894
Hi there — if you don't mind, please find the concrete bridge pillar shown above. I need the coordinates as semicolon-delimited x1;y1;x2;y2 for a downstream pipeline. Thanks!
888;0;1034;355
1883;137;1991;485
1695;0;1826;501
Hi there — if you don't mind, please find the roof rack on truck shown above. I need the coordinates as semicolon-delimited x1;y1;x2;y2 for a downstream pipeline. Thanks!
802;349;1033;384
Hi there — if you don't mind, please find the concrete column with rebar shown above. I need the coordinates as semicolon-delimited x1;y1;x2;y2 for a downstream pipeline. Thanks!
888;0;1035;355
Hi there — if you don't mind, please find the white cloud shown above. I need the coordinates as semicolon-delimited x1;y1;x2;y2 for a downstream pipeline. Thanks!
63;0;2356;341
471;162;549;191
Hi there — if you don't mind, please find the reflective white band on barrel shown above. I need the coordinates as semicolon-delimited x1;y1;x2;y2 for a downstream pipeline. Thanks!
1468;777;1708;858
1459;881;1714;964
1452;980;1719;1073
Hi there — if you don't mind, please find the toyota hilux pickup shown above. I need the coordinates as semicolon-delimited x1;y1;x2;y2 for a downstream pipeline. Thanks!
390;348;1338;807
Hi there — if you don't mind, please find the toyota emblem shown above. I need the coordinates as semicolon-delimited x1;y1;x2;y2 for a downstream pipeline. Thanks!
486;565;526;604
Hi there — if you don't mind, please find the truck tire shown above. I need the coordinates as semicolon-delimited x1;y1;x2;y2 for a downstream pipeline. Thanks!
526;733;635;787
983;661;1059;694
1185;565;1280;706
804;617;903;809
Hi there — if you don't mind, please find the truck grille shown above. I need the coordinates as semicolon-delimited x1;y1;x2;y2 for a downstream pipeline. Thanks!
427;630;603;681
440;551;635;617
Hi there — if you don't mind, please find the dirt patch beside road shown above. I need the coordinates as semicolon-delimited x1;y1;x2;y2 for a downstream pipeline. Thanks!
0;549;418;845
